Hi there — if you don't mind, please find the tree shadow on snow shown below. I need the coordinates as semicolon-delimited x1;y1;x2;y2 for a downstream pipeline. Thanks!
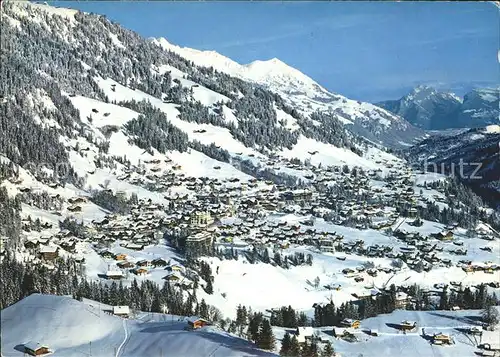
197;330;277;357
139;322;186;333
386;323;403;331
427;312;483;326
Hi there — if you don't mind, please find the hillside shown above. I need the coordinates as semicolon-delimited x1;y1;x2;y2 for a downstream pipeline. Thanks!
377;86;499;130
0;294;277;357
2;294;499;357
153;38;426;148
406;125;500;208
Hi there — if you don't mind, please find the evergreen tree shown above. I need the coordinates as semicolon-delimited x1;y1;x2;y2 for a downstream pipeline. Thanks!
289;335;301;357
481;303;499;327
257;319;275;351
248;312;263;343
280;332;292;356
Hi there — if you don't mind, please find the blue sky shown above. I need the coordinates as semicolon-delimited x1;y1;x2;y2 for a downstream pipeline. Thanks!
55;1;498;102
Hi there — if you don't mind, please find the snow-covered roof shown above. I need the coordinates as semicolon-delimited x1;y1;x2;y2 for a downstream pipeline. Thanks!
113;306;129;315
187;316;208;323
24;341;49;351
40;245;58;253
297;326;314;336
396;291;409;300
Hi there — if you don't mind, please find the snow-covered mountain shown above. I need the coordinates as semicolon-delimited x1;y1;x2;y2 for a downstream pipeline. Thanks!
459;88;500;128
153;38;426;148
378;86;499;130
406;125;500;208
2;3;500;350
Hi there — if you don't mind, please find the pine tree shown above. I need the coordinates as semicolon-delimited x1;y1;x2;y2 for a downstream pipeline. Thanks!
248;312;263;342
257;319;275;351
481;303;499;327
205;278;213;295
289;335;300;357
280;332;292;356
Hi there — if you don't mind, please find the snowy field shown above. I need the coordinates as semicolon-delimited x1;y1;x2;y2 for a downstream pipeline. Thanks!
2;294;498;357
1;294;277;357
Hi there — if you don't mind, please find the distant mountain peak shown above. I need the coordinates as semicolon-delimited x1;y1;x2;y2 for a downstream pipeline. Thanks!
377;85;497;130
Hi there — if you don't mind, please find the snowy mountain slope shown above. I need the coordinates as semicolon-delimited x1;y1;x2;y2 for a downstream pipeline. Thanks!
459;88;500;128
406;125;500;207
378;86;499;130
153;38;426;148
2;2;500;343
0;0;406;196
1;294;277;357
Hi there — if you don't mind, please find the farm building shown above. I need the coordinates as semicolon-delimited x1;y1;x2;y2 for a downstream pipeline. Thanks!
24;341;50;356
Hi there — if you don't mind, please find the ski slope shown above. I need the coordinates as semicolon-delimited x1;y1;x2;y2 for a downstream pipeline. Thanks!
0;294;277;357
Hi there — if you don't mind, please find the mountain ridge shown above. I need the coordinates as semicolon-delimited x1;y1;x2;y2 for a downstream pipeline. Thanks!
378;86;499;130
152;37;426;148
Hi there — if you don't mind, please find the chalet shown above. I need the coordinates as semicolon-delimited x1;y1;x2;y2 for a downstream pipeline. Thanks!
125;243;145;251
469;326;482;335
151;258;168;267
105;270;123;280
433;231;453;241
333;327;352;338
163;271;182;282
67;204;82;212
68;196;87;204
399;320;417;331
117;261;134;269
25;239;40;249
394;291;410;309
24;341;51;356
113;305;130;317
40;246;59;261
296;326;314;344
340;319;360;329
166;263;185;272
187;316;210;329
136;260;150;267
60;239;76;253
132;267;148;276
432;332;453;345
115;253;127;261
